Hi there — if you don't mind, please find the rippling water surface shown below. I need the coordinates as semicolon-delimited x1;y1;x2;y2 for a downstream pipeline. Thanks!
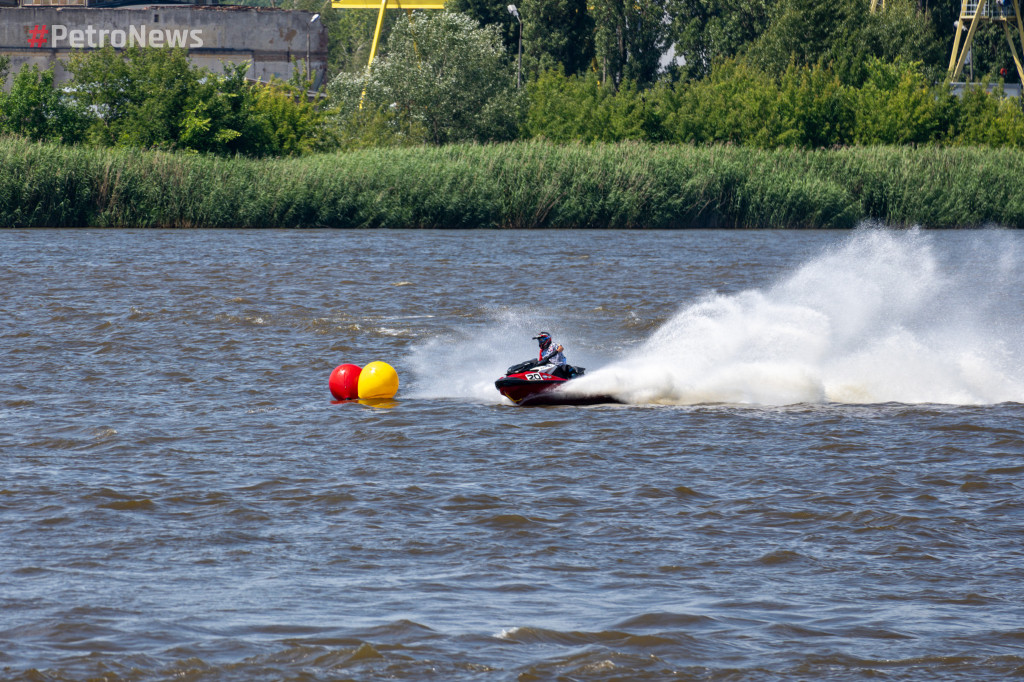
3;228;1023;681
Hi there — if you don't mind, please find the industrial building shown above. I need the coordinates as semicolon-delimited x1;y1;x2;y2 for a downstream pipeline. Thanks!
0;0;328;88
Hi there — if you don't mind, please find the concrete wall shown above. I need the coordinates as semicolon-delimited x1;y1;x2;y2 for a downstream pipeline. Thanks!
0;5;329;89
950;81;1022;98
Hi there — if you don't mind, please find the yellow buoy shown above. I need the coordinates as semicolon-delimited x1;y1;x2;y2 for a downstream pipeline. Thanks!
358;399;398;409
357;361;399;399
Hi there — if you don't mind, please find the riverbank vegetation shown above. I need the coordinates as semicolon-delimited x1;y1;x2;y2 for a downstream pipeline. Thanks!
2;0;1024;155
4;136;1024;228
3;30;1024;154
0;51;333;156
3;0;1024;228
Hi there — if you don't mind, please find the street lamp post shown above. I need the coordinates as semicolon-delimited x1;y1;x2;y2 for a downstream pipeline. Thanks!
507;4;521;89
307;13;321;83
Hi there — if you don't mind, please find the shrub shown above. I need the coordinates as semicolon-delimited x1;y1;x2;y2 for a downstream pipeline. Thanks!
0;64;87;144
65;47;333;156
330;12;524;145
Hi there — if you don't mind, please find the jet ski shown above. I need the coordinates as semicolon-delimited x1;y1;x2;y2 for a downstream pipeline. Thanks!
495;359;620;406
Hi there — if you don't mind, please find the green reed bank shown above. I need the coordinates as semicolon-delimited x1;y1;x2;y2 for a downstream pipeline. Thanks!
3;138;1024;229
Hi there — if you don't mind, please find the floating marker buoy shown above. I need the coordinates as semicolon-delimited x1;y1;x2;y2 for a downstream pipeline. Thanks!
358;361;399;399
328;364;362;400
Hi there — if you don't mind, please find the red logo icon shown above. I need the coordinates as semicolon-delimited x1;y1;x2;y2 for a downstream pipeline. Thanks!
27;24;49;48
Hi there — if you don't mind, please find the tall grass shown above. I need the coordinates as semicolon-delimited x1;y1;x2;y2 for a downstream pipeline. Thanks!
3;136;1024;228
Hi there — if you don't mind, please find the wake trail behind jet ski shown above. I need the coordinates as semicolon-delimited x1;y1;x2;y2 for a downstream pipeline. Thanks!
576;229;1024;406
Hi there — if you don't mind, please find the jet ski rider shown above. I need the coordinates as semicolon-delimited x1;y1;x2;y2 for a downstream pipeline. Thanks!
533;332;568;377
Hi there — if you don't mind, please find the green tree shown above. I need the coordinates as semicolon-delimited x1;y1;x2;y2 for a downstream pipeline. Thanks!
67;47;333;156
771;61;853;147
311;3;402;77
524;68;602;141
953;84;1024;147
68;47;203;149
245;75;338;155
748;0;943;85
860;0;945;83
329;11;524;144
593;0;669;86
853;58;952;144
665;0;775;80
333;106;430;149
662;58;855;147
0;64;86;144
526;70;667;141
448;0;521;57
747;0;867;82
520;0;594;76
665;58;781;144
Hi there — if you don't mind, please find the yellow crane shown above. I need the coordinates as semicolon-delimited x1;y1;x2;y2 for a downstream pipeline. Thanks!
331;0;446;70
338;0;1024;88
870;0;1023;85
948;0;1024;82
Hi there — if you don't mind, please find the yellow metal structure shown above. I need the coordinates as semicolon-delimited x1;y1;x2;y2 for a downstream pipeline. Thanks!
331;0;445;7
331;0;446;69
948;0;1024;83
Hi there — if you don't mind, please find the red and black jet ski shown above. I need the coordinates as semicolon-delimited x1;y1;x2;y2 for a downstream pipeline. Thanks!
495;359;620;406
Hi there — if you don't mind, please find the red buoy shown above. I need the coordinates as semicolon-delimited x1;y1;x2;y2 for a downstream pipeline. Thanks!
328;364;362;400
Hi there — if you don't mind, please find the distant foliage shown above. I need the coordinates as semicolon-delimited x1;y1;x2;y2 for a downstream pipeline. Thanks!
665;0;774;80
526;70;668;142
526;59;1024;150
329;12;524;145
63;48;334;156
448;0;522;58
592;0;670;86
3;47;337;157
520;0;594;77
333;106;430;150
852;59;952;145
0;64;87;144
3;0;1024;157
953;84;1024;147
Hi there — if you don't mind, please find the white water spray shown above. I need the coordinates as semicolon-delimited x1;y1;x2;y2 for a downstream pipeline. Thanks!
569;229;1024;405
412;229;1024;406
406;307;578;402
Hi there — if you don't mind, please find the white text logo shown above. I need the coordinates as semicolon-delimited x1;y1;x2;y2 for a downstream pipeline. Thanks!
48;24;205;49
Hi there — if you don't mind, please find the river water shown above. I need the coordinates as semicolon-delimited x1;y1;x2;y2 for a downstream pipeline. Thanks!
2;228;1023;681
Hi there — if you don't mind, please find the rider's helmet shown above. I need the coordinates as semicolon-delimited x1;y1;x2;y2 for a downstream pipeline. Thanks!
532;332;552;349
